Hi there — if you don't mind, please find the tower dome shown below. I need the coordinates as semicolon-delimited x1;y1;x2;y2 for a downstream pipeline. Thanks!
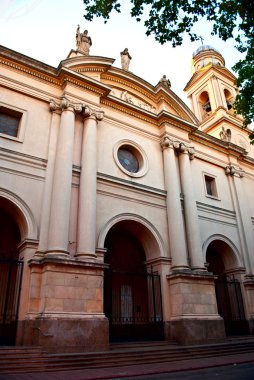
192;45;225;73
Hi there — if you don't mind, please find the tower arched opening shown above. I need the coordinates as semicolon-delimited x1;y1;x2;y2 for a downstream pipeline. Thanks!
224;89;234;110
199;91;212;118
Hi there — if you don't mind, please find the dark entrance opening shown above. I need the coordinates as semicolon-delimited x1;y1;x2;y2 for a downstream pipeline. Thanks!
206;240;248;336
104;222;164;342
0;207;23;345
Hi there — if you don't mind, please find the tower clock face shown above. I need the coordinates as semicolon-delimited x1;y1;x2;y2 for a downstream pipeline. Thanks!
117;148;139;173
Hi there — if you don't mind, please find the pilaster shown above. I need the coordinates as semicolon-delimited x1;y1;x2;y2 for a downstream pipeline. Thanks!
225;165;254;275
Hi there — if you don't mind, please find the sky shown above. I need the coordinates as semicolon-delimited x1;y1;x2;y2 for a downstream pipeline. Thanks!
0;0;245;104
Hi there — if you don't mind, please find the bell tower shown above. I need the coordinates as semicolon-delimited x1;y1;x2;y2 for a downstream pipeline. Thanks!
184;45;242;140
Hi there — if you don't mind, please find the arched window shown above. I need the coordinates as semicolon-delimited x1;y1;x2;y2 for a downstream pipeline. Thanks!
199;91;211;119
224;89;234;110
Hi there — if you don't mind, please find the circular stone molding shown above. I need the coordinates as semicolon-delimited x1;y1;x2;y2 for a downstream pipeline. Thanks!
113;140;149;177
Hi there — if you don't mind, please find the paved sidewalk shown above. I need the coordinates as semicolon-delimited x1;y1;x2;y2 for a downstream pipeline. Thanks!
0;351;253;380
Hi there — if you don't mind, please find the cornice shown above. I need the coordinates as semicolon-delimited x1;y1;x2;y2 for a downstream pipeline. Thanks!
0;74;59;103
101;95;198;131
0;45;112;97
0;45;56;73
28;256;106;270
97;172;166;196
0;56;60;86
155;86;199;124
158;110;198;132
58;71;111;96
0;147;47;169
60;52;115;69
184;65;236;92
102;72;155;103
242;155;254;166
197;201;236;219
190;129;247;158
0;148;46;181
102;72;197;124
101;97;158;125
201;113;245;134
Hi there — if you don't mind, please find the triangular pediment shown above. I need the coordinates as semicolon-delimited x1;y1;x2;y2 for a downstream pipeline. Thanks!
184;65;237;91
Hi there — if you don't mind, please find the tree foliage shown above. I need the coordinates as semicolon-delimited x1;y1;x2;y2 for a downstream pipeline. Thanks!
83;0;254;140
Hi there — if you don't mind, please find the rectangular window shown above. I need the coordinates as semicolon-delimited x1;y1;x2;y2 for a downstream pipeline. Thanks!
204;174;218;198
0;106;22;138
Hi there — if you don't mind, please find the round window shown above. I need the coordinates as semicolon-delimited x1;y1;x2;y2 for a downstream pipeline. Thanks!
113;140;148;178
117;148;139;173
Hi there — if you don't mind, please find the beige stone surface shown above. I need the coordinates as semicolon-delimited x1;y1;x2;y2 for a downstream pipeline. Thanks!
0;43;253;349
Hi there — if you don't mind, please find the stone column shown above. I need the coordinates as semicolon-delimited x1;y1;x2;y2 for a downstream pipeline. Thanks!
225;165;254;275
47;97;82;257
160;136;189;270
178;143;205;270
76;108;104;260
36;102;60;256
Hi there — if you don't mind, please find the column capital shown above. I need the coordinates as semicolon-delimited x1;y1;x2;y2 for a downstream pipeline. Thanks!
49;99;59;112
82;106;104;121
61;97;82;113
177;142;195;160
225;165;244;178
160;135;195;158
49;97;82;114
160;136;174;150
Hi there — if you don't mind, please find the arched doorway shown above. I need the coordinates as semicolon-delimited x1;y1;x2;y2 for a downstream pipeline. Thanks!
206;239;248;336
0;199;23;345
104;220;163;342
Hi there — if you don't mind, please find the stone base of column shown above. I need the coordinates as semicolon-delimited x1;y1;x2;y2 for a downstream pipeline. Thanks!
16;317;109;352
75;251;97;261
171;265;190;272
45;249;70;259
244;277;254;333
164;318;225;345
166;270;225;344
19;257;108;351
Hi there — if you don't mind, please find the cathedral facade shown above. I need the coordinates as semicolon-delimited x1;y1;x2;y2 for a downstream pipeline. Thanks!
0;40;254;351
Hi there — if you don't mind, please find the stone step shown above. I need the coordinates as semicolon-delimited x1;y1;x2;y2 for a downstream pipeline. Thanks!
1;339;254;374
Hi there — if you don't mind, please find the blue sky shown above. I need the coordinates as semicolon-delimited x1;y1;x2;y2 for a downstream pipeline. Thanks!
0;0;244;104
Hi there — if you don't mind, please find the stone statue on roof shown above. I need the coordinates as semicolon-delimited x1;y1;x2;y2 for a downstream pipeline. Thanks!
120;48;132;70
76;25;92;55
159;75;171;88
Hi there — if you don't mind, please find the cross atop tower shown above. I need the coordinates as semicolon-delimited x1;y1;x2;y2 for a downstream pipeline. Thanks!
199;36;204;45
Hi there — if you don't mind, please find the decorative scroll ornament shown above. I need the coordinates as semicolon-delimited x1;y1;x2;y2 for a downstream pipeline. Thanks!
160;136;174;150
82;106;104;121
160;135;195;159
225;165;244;177
49;98;82;113
61;97;70;109
95;110;104;121
49;99;59;111
49;99;104;121
82;106;92;118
